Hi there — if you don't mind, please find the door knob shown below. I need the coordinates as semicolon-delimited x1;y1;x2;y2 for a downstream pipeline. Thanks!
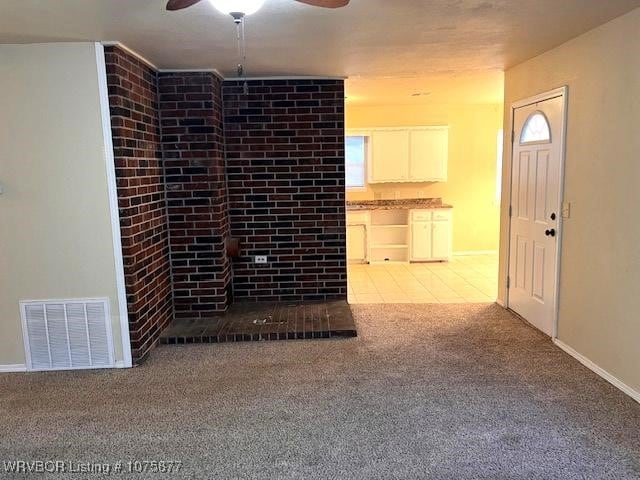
545;228;556;237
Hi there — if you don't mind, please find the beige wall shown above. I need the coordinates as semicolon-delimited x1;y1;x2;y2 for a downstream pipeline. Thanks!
346;103;503;253
0;43;127;367
499;8;640;393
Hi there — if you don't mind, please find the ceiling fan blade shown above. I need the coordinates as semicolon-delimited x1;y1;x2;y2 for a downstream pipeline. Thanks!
166;0;203;11
294;0;350;8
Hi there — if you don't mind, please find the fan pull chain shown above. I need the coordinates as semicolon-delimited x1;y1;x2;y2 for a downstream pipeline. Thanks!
241;18;249;94
235;18;243;77
232;13;249;95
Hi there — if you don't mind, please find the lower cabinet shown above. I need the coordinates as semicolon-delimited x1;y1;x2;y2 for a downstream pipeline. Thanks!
410;210;452;262
346;211;370;263
369;209;409;262
431;221;450;259
410;221;433;261
346;208;451;263
347;224;367;263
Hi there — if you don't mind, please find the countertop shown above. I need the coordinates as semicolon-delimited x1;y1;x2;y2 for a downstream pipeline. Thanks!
346;198;453;211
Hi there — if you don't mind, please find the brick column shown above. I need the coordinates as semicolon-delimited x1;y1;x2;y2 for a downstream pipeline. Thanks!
158;72;231;318
104;46;173;361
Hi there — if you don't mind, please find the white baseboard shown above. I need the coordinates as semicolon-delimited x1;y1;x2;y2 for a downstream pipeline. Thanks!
0;364;27;373
453;250;498;256
495;298;506;307
553;339;640;404
0;362;129;373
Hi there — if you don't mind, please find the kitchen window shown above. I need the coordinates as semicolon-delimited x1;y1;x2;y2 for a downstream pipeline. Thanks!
345;135;368;189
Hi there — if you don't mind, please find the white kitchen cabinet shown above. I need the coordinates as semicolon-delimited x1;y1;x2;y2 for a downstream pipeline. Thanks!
431;221;451;260
347;208;451;264
409;128;448;181
347;225;367;263
410;209;452;262
410;220;433;261
346;211;370;263
357;127;448;184
369;130;409;183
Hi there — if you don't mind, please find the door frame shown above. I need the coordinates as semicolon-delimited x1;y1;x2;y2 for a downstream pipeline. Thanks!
505;86;568;339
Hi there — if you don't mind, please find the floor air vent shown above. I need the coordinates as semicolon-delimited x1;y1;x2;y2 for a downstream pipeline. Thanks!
20;299;114;371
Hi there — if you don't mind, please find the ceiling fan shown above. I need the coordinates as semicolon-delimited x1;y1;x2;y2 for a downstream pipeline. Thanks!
166;0;350;12
166;0;349;88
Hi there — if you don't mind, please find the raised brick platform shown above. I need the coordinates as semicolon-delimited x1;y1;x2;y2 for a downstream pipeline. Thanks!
159;300;356;345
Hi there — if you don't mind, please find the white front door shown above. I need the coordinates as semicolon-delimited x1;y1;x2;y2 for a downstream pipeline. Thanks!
508;92;565;336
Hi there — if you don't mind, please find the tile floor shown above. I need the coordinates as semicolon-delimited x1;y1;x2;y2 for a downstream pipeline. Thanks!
348;254;498;304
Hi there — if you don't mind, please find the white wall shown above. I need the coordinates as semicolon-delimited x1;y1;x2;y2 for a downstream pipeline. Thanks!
499;8;640;396
0;43;129;368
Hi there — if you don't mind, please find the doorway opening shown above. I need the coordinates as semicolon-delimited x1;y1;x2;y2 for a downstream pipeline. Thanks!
344;103;503;305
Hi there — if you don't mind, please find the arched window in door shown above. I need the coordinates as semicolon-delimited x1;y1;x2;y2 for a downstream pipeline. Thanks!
520;111;551;144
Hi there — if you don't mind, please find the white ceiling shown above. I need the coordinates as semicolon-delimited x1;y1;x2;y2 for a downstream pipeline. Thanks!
1;0;639;105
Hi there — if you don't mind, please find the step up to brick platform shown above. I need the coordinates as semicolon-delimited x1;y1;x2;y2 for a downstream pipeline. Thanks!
160;300;356;345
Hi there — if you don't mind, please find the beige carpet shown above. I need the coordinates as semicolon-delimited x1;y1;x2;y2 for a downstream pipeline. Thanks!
1;304;639;479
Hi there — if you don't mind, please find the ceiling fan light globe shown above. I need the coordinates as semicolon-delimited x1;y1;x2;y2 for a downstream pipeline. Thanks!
208;0;266;15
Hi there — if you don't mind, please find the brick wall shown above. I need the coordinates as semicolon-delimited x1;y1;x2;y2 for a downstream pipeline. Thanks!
222;79;347;301
104;46;173;361
158;72;231;318
105;50;346;358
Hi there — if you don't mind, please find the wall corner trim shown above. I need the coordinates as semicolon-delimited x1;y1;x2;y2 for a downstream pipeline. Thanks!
95;42;134;368
224;75;348;81
101;41;158;71
554;338;640;404
98;43;347;81
158;68;225;79
0;364;27;373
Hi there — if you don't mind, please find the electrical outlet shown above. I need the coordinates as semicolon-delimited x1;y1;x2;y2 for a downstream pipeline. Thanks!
255;255;268;264
562;202;571;219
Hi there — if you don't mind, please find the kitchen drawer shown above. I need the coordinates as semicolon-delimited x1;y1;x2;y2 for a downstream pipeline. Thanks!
432;210;452;221
411;210;433;222
347;211;369;225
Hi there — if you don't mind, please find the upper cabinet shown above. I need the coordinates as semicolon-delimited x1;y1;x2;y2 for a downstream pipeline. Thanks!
370;130;410;182
350;127;448;184
408;127;448;182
